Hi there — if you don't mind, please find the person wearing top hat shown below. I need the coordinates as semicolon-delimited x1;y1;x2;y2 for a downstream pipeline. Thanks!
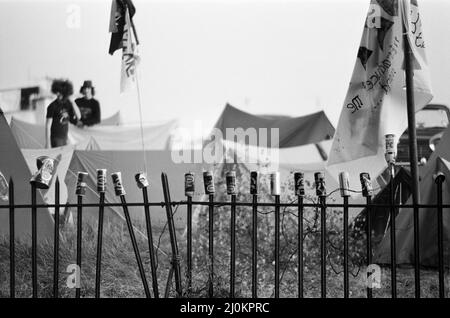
45;79;81;148
75;80;101;127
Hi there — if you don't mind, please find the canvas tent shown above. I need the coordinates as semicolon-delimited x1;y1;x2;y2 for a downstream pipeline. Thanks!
64;150;212;230
97;111;122;126
0;109;54;242
212;104;334;153
354;166;412;245
374;124;450;266
9;117;177;150
207;138;366;218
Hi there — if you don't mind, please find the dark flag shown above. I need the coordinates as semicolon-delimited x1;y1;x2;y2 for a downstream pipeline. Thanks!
109;0;136;55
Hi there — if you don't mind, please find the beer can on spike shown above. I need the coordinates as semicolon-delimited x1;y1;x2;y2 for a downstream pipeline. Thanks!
360;172;373;197
30;157;55;189
339;172;350;197
111;172;126;196
270;172;280;196
294;172;305;197
97;169;107;193
184;172;195;197
226;171;237;195
314;172;326;197
203;171;215;195
385;134;396;164
250;171;258;195
0;171;8;202
135;172;149;189
75;172;88;196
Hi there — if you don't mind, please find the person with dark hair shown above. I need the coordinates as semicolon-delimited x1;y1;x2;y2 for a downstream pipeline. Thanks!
45;79;81;148
75;80;101;127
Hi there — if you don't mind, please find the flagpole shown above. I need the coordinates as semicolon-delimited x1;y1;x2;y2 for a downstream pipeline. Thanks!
402;11;421;299
124;1;146;173
124;1;139;45
130;18;139;45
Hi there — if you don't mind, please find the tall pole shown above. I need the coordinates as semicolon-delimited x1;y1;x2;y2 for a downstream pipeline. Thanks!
403;18;421;298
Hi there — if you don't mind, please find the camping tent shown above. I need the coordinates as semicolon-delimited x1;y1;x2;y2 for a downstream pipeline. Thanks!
205;105;366;217
206;138;366;218
354;166;412;245
0;108;54;243
64;150;212;230
9;117;178;150
374;124;450;266
97;111;121;126
212;104;334;151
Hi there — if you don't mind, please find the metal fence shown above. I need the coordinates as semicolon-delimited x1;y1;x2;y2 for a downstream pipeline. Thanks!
0;171;448;298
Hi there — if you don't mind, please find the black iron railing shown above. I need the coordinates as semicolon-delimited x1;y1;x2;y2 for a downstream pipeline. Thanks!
0;171;448;298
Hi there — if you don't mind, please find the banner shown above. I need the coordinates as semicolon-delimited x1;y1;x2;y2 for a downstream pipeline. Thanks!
327;0;433;191
120;7;138;93
108;0;136;55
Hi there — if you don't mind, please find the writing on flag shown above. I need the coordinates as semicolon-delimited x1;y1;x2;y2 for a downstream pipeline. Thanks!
327;0;433;192
120;7;138;93
108;0;139;93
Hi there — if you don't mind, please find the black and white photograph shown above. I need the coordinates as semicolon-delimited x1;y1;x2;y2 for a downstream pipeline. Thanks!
0;0;450;307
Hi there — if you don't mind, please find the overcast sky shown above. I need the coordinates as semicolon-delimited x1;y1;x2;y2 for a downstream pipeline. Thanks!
0;0;449;135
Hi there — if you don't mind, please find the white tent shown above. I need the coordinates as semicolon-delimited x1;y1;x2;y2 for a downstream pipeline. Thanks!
0;109;54;243
9;116;178;150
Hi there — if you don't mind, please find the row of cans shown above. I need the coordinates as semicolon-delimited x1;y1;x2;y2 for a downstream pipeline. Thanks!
73;169;373;198
75;170;150;197
339;172;373;197
185;171;325;197
185;171;281;197
189;171;372;197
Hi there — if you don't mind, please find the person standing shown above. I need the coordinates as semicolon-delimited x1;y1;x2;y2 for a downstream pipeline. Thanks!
75;80;101;127
45;79;81;148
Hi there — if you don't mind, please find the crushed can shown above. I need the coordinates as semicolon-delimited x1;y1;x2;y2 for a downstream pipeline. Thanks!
0;171;8;201
385;134;396;164
339;172;350;197
360;172;373;197
75;172;88;196
184;172;195;197
250;171;258;195
270;172;280;196
30;157;55;189
226;171;237;195
294;172;305;197
111;172;126;196
135;172;149;189
203;171;215;195
314;172;326;197
97;169;107;193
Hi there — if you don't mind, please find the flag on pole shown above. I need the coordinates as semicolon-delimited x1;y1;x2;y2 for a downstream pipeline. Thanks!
108;0;139;93
120;7;138;92
327;0;433;191
109;0;136;55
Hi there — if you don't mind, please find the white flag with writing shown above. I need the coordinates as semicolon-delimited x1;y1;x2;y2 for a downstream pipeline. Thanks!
327;0;433;191
120;7;138;93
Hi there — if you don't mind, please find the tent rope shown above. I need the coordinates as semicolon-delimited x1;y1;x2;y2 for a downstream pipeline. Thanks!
134;48;148;174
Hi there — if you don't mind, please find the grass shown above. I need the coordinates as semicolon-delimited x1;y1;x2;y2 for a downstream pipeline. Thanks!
0;221;448;298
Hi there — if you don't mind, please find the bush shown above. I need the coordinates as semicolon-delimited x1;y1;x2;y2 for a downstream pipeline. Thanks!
190;162;368;297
